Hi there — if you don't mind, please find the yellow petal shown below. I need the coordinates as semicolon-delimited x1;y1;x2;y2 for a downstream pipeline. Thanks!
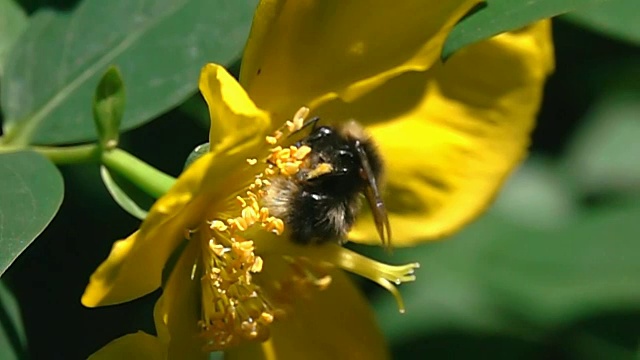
317;21;554;245
200;63;270;156
240;0;481;120
88;331;166;360
83;123;271;307
226;269;389;360
83;153;214;307
153;241;207;360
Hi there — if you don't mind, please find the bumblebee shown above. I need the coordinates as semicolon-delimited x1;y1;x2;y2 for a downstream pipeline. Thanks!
263;119;391;248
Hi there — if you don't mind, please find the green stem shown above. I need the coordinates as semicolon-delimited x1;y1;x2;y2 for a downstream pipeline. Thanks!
101;148;175;198
35;144;101;164
0;144;101;165
0;142;175;198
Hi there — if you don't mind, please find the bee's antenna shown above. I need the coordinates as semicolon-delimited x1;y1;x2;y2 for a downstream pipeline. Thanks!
290;116;320;137
354;141;392;250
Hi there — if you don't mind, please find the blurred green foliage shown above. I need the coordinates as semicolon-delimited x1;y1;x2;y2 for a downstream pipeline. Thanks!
0;0;638;359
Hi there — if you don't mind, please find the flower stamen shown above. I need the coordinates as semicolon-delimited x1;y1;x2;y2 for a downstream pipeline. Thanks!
197;107;318;351
315;244;419;313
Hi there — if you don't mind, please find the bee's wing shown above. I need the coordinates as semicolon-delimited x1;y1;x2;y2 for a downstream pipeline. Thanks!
355;142;392;250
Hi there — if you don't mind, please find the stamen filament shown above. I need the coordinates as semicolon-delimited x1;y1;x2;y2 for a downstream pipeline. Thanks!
315;244;419;313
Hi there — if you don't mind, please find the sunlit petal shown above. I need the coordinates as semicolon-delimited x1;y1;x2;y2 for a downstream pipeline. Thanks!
200;63;271;156
241;0;480;120
153;241;207;360
88;331;166;360
314;21;555;245
227;266;389;360
83;153;214;306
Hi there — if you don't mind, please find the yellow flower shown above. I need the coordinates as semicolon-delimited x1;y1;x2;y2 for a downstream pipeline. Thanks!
84;1;554;359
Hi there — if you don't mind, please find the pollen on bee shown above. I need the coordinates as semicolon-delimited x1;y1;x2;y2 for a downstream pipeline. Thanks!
281;161;301;176
306;163;333;180
293;145;312;160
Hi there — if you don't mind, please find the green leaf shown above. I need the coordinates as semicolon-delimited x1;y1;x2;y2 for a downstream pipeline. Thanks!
563;86;640;195
443;0;612;58
493;156;578;229
373;203;640;343
563;0;640;45
0;151;63;276
1;0;258;146
93;66;125;150
481;206;640;329
371;215;534;343
0;0;27;77
100;165;148;220
0;281;27;360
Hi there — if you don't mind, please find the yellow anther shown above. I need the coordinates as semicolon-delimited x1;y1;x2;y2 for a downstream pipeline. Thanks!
247;191;258;201
289;106;309;133
236;196;247;208
228;217;248;232
241;207;258;226
265;136;277;145
233;240;255;254
209;240;226;256
250;197;260;210
251;256;264;273
246;158;258;165
265;217;284;235
259;311;274;324
259;207;270;222
285;120;294;132
210;220;228;232
314;275;333;290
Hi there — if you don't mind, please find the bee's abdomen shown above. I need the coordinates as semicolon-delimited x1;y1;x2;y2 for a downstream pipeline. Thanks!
287;190;357;245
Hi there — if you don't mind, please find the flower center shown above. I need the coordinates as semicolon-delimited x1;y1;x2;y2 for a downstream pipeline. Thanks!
197;107;419;352
197;108;311;351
